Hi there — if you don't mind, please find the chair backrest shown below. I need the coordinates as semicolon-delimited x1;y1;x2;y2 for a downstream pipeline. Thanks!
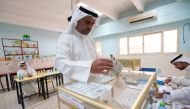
139;67;156;72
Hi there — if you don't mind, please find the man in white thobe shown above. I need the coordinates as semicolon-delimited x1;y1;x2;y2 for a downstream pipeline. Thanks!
165;54;190;86
156;54;190;108
55;6;113;84
169;54;190;107
17;61;36;96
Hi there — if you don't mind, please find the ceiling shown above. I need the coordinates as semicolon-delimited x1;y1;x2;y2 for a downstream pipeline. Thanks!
0;0;176;32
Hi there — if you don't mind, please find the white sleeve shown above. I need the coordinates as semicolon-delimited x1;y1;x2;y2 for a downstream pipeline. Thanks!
26;66;37;75
31;67;37;75
55;34;93;83
170;86;190;104
172;77;190;86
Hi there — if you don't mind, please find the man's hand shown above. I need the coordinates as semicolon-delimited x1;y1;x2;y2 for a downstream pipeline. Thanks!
165;77;172;84
90;58;113;74
154;91;164;98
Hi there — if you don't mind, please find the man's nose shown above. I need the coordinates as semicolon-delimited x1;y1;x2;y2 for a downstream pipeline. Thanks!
89;23;94;28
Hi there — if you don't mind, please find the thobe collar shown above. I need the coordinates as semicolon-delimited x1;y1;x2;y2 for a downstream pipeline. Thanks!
185;65;190;72
185;65;190;79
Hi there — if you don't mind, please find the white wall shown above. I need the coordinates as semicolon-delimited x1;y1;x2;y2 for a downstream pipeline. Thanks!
0;22;61;58
93;1;190;77
118;52;190;77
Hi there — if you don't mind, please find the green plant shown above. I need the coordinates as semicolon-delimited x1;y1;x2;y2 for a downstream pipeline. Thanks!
23;34;30;38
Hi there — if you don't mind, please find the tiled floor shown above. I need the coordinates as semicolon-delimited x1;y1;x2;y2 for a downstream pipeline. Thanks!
0;79;65;109
0;89;59;109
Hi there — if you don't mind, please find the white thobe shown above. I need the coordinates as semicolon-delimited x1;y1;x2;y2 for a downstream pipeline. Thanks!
172;65;190;86
55;29;97;84
170;65;190;106
17;68;36;95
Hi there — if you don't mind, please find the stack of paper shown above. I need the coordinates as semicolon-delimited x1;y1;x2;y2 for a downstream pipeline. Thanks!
65;82;112;99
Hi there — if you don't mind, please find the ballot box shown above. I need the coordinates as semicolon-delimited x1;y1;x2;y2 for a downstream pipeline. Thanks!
57;71;156;109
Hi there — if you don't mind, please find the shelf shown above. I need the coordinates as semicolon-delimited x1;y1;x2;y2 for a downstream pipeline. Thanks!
22;40;37;42
22;47;38;48
2;38;39;60
3;46;21;48
23;54;38;55
5;54;23;56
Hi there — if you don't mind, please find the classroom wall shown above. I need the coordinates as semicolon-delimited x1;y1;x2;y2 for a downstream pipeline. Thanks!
93;1;190;76
94;20;190;76
117;53;190;77
0;22;61;58
95;19;190;56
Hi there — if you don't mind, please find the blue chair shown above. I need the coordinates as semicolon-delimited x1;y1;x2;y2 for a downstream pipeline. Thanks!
139;67;156;72
139;68;164;85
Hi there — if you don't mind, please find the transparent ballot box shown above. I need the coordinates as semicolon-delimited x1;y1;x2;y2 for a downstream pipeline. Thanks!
57;72;156;109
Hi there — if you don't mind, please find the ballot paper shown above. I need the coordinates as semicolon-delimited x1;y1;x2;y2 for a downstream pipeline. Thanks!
65;82;112;99
125;78;147;90
109;54;123;76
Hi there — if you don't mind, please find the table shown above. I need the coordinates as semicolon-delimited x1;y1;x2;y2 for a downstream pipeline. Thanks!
9;72;17;89
14;71;63;109
0;73;10;91
43;71;63;98
0;66;55;91
15;74;45;109
36;66;54;72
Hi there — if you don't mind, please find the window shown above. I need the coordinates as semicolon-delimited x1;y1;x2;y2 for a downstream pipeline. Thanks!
129;36;143;54
163;29;177;52
119;38;128;55
95;41;102;56
119;29;178;55
144;33;161;53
